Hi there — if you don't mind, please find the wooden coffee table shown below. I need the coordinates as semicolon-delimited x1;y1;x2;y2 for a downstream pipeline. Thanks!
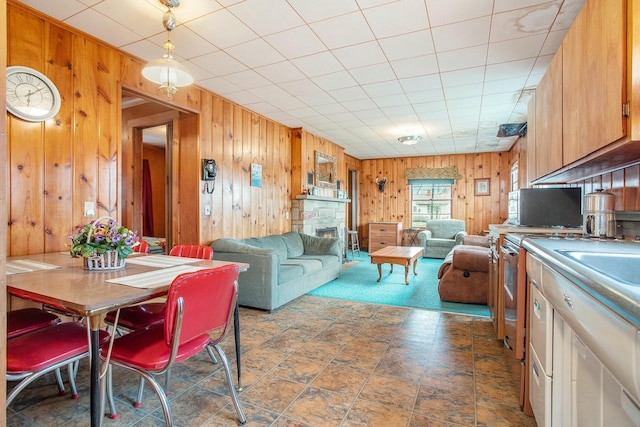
369;246;424;285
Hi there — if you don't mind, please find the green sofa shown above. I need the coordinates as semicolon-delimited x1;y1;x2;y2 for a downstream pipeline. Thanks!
211;231;342;311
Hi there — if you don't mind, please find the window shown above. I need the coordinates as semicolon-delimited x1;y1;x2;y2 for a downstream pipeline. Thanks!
410;181;453;227
511;162;519;191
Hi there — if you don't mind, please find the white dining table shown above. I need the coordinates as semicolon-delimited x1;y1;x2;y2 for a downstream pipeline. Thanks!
6;252;248;427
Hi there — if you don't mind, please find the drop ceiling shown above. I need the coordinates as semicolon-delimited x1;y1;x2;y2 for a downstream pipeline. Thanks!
17;0;585;159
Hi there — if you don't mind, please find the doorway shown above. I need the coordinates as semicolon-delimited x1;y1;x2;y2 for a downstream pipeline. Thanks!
347;169;358;232
122;90;180;253
139;124;171;253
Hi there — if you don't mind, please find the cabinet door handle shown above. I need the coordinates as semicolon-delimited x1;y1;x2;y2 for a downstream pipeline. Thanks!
532;359;540;378
563;293;574;309
530;278;540;290
533;299;541;319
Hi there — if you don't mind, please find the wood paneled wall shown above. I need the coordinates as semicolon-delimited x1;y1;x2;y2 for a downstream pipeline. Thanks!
291;128;346;196
6;1;292;255
357;153;510;249
574;164;640;210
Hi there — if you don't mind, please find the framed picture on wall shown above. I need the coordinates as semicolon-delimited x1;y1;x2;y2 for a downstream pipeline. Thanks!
475;178;490;196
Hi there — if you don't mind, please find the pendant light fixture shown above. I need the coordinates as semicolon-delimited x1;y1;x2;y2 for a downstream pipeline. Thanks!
142;0;193;99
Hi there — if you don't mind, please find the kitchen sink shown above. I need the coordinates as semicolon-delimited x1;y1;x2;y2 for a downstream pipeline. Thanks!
557;251;640;285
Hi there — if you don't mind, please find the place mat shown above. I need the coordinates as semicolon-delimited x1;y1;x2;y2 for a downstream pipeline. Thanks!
125;255;200;268
106;265;207;289
6;260;62;275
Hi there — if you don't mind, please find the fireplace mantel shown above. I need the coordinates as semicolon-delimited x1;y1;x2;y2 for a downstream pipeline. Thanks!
295;195;351;203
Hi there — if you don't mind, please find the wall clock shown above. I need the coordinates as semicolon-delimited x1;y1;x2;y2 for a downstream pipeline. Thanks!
6;66;61;122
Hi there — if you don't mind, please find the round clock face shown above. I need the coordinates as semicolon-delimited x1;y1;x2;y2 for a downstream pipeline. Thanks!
6;66;61;122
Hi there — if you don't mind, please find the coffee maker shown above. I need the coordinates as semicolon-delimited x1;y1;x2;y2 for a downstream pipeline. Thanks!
584;189;616;238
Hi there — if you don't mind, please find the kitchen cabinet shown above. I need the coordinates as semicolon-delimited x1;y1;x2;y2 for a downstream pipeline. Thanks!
526;251;640;427
562;0;626;165
368;222;402;253
526;94;537;188
531;0;640;184
535;45;563;178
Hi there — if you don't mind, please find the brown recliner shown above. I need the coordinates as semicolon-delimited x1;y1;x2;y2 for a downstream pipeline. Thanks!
437;239;490;304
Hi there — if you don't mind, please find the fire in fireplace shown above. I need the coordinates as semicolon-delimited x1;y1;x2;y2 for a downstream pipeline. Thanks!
316;227;339;238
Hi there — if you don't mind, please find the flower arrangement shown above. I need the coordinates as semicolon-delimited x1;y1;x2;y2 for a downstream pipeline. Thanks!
69;217;139;260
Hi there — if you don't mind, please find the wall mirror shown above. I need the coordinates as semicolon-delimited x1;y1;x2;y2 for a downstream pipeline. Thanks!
315;151;337;188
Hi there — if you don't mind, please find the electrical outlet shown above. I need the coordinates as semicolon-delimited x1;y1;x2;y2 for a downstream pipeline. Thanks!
204;204;211;216
84;201;95;217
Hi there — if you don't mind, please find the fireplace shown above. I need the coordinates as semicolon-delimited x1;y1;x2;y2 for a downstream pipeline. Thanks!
316;226;339;238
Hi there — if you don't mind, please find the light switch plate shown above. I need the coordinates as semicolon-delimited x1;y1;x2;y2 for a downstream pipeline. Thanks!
204;204;211;216
84;201;95;217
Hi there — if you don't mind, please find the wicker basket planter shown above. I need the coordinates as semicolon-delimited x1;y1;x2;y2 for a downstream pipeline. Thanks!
83;250;126;271
70;215;136;271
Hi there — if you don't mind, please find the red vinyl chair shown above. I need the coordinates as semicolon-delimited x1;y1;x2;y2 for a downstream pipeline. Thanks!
7;307;61;339
133;240;150;253
103;244;215;408
6;322;110;407
6;308;70;396
102;265;246;425
168;244;213;259
104;244;213;333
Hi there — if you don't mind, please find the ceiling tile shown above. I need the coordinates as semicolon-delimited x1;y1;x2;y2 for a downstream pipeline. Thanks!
437;45;488;72
226;38;286;68
310;12;375;49
333;42;387;69
432;17;490;52
349;62;396;85
390;55;439;79
487;34;547;64
228;0;304;36
186;9;257;49
490;2;560;43
64;9;142;47
254;61;307;83
425;0;493;27
264;26;326;59
363;0;429;39
291;52;345;78
287;0;360;23
378;31;435;61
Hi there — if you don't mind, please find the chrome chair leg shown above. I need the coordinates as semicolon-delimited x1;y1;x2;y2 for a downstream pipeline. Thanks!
210;344;246;424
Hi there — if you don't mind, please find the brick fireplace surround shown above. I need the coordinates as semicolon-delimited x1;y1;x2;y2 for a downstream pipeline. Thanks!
291;195;349;244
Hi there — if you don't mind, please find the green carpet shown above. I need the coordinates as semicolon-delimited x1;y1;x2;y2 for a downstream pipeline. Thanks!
308;250;489;317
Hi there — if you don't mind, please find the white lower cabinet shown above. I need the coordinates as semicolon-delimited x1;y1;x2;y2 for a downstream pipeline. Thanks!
530;344;552;427
571;332;602;427
527;253;640;427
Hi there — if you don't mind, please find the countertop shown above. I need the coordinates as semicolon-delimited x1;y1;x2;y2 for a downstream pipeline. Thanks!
488;223;584;235
521;237;640;329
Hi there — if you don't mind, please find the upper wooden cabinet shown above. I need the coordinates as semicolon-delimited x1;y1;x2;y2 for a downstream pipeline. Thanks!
561;0;626;165
526;95;537;188
535;45;564;178
530;0;640;184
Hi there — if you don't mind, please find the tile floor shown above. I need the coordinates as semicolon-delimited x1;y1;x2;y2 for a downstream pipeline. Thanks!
7;295;537;426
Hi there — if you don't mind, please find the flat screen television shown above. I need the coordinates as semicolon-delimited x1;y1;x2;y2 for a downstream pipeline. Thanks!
508;188;583;228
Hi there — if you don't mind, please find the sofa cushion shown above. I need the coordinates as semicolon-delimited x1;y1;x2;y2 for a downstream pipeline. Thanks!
281;231;305;258
244;235;288;261
278;264;304;285
281;258;323;275
426;238;457;248
211;238;274;255
295;254;340;267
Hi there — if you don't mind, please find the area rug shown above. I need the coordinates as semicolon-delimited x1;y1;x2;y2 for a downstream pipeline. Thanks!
308;250;489;317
